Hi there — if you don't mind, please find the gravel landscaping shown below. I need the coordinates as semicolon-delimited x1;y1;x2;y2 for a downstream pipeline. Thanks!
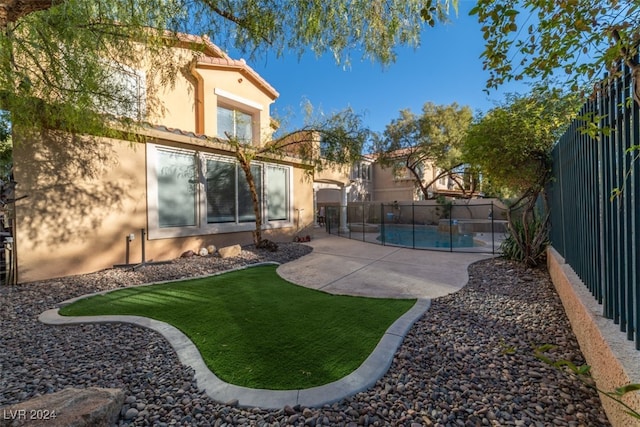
0;242;611;426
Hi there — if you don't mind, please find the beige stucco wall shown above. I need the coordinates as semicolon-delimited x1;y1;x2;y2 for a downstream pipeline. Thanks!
372;162;415;202
148;64;275;142
13;131;313;283
372;161;471;202
13;132;147;282
315;164;351;186
547;247;640;427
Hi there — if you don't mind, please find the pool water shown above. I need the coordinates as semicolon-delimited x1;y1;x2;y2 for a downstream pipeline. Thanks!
377;224;477;248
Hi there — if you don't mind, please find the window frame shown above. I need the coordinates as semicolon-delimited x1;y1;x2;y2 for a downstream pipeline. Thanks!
99;61;147;120
147;143;293;239
217;105;254;142
214;88;261;144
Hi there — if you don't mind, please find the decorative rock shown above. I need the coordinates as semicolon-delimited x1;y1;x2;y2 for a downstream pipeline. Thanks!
198;247;208;257
225;398;239;407
124;407;139;420
3;246;613;427
218;244;241;259
180;250;195;258
0;387;124;427
207;245;216;254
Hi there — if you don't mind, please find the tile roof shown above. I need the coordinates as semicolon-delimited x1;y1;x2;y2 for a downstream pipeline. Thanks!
150;124;208;140
171;32;279;99
196;55;279;99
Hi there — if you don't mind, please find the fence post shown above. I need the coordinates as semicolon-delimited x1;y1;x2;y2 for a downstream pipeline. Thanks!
491;202;495;254
381;203;385;246
412;203;416;249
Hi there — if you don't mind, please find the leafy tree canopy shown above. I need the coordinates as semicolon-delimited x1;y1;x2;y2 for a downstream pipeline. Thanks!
470;0;640;100
463;87;580;266
374;102;473;198
1;0;457;135
463;87;580;198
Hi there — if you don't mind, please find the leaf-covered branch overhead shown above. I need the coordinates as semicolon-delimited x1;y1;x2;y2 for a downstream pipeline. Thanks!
1;0;457;135
471;0;640;99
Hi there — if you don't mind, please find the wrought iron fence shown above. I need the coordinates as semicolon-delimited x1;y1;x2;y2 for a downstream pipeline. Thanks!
324;201;507;254
549;63;640;350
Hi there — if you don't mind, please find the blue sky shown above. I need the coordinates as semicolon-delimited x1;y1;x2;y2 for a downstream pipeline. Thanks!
235;1;530;135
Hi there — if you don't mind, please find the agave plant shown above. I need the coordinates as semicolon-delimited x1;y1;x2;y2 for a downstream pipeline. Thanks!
500;214;550;267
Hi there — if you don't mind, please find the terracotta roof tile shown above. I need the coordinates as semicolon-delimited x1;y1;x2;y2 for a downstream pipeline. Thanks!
146;123;208;140
196;56;279;99
168;31;278;99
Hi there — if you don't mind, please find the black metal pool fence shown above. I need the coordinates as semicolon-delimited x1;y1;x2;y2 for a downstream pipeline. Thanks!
324;201;508;254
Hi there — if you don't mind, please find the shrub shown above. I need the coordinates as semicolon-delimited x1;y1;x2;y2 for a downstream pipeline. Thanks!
500;215;549;266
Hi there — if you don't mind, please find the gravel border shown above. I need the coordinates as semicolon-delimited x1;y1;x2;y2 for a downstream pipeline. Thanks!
1;243;611;426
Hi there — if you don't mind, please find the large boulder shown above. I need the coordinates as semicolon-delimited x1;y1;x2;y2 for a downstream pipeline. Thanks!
0;387;124;427
218;244;242;259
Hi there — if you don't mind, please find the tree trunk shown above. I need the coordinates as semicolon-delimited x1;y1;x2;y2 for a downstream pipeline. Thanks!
235;149;263;246
0;0;55;27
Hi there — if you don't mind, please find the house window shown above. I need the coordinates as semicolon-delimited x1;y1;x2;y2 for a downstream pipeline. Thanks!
147;144;292;239
266;165;289;221
393;161;411;180
352;162;371;181
205;158;262;223
156;148;197;228
217;106;253;142
99;62;146;120
361;163;371;181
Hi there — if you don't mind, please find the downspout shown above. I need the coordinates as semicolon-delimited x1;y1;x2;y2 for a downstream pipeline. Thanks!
189;60;205;135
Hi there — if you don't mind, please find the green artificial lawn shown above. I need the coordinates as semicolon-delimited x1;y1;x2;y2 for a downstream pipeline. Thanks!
60;265;415;390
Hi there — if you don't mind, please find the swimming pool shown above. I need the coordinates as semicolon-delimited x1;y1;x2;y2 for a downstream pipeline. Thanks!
377;224;478;249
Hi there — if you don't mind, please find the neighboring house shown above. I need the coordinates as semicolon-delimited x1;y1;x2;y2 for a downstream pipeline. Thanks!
12;35;316;283
371;150;478;202
313;156;373;227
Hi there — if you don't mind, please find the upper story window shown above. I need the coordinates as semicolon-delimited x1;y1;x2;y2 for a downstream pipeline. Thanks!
99;62;146;120
217;106;253;142
214;88;262;144
352;162;371;181
393;161;412;180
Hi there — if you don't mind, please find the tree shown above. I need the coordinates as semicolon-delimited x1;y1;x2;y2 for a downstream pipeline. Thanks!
470;1;640;104
374;102;474;199
227;105;369;247
0;112;11;179
1;0;458;135
463;87;580;266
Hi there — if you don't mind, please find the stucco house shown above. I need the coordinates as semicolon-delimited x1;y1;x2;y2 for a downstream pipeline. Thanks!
11;34;344;283
371;149;478;202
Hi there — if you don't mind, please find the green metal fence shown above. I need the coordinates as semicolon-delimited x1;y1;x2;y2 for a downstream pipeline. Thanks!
549;64;640;350
324;202;507;254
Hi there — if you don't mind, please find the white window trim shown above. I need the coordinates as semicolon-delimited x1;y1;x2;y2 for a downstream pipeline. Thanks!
146;145;201;239
215;89;261;143
147;143;293;240
214;88;263;111
264;164;293;226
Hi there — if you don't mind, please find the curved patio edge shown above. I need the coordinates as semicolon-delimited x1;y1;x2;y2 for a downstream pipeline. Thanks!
38;298;430;409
